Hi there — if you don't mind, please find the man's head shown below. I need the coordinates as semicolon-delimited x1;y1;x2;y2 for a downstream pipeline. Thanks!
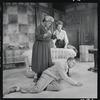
43;15;54;28
67;57;76;68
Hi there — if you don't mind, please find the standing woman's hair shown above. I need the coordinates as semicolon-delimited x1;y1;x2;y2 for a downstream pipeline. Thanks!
42;15;54;23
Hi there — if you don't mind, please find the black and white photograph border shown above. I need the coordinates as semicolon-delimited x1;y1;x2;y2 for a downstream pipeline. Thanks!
1;0;99;99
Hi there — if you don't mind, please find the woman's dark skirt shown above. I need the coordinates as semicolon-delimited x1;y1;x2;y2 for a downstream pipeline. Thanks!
31;41;53;78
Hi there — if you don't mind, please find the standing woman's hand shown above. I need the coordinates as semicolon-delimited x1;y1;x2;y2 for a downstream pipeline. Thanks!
43;30;52;38
43;33;48;38
47;30;52;34
47;30;52;36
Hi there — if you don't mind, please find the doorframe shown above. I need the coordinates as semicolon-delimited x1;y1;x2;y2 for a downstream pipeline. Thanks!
79;10;94;45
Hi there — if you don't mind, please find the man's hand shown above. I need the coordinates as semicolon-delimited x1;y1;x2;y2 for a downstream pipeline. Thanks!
75;82;83;86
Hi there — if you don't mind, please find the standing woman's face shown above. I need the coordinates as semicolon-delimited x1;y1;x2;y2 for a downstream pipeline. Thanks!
45;21;52;28
57;24;63;31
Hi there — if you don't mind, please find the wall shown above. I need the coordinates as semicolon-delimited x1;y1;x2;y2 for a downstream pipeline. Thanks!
3;3;98;56
64;3;98;55
3;3;36;50
65;4;80;56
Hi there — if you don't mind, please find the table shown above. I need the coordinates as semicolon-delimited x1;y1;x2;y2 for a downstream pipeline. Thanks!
88;49;97;72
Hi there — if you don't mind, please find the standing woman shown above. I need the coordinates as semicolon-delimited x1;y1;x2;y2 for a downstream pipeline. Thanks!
31;16;54;81
53;21;69;48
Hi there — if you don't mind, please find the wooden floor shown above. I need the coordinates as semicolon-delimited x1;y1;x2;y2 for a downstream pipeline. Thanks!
3;60;97;98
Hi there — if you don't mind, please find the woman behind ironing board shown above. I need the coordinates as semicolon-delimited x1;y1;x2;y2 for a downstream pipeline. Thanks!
53;21;69;48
